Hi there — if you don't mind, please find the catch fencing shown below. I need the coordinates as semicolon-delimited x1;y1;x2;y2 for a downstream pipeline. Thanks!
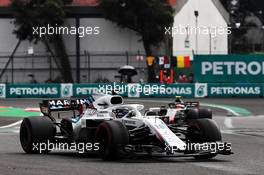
0;51;147;83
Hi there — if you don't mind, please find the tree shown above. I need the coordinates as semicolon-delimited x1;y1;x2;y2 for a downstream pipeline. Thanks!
99;0;174;56
11;0;74;82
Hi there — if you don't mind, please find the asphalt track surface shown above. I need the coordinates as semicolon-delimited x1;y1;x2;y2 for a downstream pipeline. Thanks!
1;98;264;175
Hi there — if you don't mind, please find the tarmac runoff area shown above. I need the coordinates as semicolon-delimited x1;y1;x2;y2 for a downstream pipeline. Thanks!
1;98;264;174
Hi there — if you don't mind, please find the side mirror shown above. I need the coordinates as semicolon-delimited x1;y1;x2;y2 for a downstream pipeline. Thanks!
39;103;50;116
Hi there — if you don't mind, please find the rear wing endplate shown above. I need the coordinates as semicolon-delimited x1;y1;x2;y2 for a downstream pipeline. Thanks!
184;102;200;108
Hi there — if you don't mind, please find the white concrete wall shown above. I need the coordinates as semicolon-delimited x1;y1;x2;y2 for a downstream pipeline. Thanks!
0;18;146;83
0;19;46;54
80;18;144;53
0;18;144;54
172;0;228;56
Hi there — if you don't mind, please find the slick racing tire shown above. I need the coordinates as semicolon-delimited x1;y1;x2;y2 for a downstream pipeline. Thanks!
95;120;129;160
186;108;212;120
20;117;55;154
186;119;221;159
199;108;212;119
186;108;199;120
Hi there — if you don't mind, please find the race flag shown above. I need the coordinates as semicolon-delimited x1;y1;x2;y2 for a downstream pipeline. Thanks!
164;56;169;64
184;56;190;68
177;56;185;68
159;56;165;65
164;56;170;68
146;56;155;66
177;55;190;68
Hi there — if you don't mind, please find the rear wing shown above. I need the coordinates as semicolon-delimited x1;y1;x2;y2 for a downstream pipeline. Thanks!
39;96;95;115
184;101;200;108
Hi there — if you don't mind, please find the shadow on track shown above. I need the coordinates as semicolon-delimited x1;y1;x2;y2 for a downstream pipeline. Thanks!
9;152;231;164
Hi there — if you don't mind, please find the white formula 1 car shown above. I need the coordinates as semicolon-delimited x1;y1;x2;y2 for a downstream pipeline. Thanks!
20;94;232;160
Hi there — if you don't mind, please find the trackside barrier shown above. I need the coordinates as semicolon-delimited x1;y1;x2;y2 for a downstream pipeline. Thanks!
0;83;263;98
73;83;194;98
208;83;263;97
194;54;264;83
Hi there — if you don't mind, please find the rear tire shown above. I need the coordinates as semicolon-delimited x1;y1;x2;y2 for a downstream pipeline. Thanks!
95;120;129;160
186;108;199;120
199;108;212;119
186;119;221;159
20;117;55;154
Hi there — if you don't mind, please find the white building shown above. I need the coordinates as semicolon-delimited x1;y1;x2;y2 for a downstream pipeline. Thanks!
172;0;229;56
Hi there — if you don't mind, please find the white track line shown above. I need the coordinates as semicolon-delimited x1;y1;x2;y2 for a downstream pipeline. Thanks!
202;104;239;116
0;120;22;129
224;117;233;129
126;99;240;116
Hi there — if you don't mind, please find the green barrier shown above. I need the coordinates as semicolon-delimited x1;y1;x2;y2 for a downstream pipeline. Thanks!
1;83;264;98
138;84;194;98
73;83;195;98
194;55;264;83
208;83;263;97
73;83;128;97
6;84;60;98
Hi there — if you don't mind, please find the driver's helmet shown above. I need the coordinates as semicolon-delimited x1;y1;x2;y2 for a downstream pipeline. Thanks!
113;108;130;118
175;96;185;109
175;96;184;103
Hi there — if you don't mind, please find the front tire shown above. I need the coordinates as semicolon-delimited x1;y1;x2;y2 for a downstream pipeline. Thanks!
95;120;129;160
186;119;221;159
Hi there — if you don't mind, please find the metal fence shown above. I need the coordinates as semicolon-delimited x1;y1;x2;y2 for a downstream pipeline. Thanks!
1;46;262;83
0;51;147;83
